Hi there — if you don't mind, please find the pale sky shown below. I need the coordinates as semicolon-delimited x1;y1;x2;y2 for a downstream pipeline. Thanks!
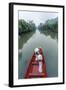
19;11;58;26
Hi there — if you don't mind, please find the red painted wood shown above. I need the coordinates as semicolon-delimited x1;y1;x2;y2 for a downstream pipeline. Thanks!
25;48;47;78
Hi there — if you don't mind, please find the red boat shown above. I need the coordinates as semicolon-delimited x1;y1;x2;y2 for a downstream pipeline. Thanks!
25;48;47;78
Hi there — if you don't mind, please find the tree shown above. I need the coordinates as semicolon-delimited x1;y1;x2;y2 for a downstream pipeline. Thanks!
38;17;58;33
18;19;36;35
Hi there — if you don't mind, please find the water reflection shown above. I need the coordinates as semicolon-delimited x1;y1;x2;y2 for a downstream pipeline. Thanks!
39;30;58;42
18;31;35;79
19;31;35;49
18;31;35;57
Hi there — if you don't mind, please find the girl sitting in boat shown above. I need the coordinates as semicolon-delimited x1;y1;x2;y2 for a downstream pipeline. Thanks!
34;48;43;73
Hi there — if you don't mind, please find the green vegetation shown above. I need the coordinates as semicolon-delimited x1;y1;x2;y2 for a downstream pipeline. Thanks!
38;17;58;33
18;17;58;35
18;19;36;35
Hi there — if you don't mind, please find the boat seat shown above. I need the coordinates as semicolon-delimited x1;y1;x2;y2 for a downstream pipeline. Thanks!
29;73;45;77
32;62;39;65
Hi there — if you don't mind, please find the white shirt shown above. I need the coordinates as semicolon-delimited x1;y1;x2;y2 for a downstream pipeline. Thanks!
37;54;42;61
35;54;42;61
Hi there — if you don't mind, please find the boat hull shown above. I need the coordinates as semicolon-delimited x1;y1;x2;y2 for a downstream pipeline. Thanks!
25;48;47;78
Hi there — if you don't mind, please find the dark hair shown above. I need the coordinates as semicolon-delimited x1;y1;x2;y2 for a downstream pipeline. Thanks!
35;52;39;55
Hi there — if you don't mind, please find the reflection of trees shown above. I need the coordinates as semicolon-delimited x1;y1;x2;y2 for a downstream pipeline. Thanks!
18;31;35;58
40;30;58;40
19;31;35;49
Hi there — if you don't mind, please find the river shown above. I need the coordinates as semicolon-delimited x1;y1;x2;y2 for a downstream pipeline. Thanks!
18;29;58;79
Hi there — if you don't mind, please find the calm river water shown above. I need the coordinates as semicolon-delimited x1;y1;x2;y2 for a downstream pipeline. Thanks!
18;29;58;79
